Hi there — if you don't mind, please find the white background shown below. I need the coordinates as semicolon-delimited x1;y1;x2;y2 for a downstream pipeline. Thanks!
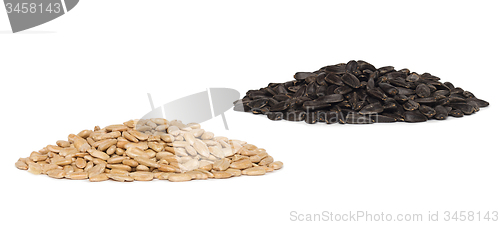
1;1;499;224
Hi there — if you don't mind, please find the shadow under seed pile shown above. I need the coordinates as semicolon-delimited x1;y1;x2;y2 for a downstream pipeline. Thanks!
233;60;489;124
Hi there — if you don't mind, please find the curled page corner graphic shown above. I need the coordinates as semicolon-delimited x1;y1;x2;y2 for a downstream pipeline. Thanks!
140;88;240;130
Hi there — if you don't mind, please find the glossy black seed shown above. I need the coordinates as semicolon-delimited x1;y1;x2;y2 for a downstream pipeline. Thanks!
367;88;387;100
403;100;419;111
468;98;489;107
247;98;268;109
462;91;475;98
389;77;410;88
419;105;436;118
315;85;327;97
341;73;361;88
426;84;437;93
294;72;315;80
325;74;344;85
337;101;351;108
449;109;464;117
367;77;375;90
394;94;409;103
276;85;288;95
450;87;464;95
287;85;301;93
305;74;318;84
325;85;337;95
316;74;327;86
316;94;344;103
269;101;290;112
305;83;317;97
302;101;331;111
352;101;366;111
370;114;397;123
448;96;466;103
406;73;420;82
334;85;353;95
434;105;448;120
433;90;449;96
357;60;377;72
382;100;397;110
416;83;431;98
403;111;428;122
378;83;399;96
359;102;384;115
252;107;268;114
395;87;415;95
382;113;404;121
450;103;474;115
378;66;394;75
345;60;359;75
267;98;280;107
443;82;455;90
323;64;346;74
414;97;437;104
293;86;306;98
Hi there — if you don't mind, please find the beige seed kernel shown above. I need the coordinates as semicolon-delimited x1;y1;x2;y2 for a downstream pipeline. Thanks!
269;161;283;170
129;172;154;181
185;171;208;180
213;171;232;179
107;156;127;164
66;172;88;180
229;158;252;170
106;145;117;155
15;118;282;182
108;169;129;175
122;159;139;167
15;160;28;170
167;173;192;182
88;149;110;160
242;167;266;176
77;130;92;139
226;168;242;177
201;131;214;140
47;169;66;179
258;156;274;166
213;158;230;171
107;174;133;182
56;140;71;148
27;163;42;175
136;165;149;171
107;164;132;171
75;158;86;169
84;161;94;172
89;173;109;182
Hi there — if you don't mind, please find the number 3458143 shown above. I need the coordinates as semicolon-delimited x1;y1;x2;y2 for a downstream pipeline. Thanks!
5;3;61;14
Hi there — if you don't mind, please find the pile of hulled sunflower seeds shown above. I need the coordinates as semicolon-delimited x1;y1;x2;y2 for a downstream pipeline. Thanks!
15;118;283;182
233;60;489;124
